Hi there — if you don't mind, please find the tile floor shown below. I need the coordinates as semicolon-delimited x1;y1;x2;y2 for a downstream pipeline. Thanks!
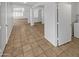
2;20;79;57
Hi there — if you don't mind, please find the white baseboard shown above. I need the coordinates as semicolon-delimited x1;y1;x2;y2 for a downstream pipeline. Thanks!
0;45;6;57
0;24;14;57
44;35;57;47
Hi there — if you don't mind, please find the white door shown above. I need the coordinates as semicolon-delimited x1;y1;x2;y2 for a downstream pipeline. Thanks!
58;3;71;46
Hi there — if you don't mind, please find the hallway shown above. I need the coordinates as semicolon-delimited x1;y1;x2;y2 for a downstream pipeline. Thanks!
2;20;79;57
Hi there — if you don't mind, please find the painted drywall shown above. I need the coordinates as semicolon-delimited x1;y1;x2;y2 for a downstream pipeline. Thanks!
0;2;7;56
76;3;79;15
33;7;41;22
24;5;30;20
0;2;14;56
58;3;71;46
0;2;2;55
70;3;79;35
44;3;57;46
33;6;44;23
30;2;57;46
72;3;77;23
6;3;14;43
29;2;45;25
29;7;34;25
71;3;78;35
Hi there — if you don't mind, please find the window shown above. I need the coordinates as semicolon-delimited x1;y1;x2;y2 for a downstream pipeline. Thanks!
13;8;24;17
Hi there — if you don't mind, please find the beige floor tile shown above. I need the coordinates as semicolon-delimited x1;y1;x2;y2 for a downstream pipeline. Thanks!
44;48;57;57
37;53;47;57
23;50;34;57
21;41;29;46
52;47;64;56
31;42;39;48
3;20;79;57
32;46;44;56
57;52;70;57
23;44;32;52
37;39;46;46
13;49;23;57
39;43;52;51
2;53;13;57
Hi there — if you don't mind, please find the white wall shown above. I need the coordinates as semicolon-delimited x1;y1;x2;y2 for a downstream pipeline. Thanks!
29;7;34;25
33;7;41;22
76;3;79;15
44;3;57;46
70;3;79;35
33;6;44;23
29;2;45;25
7;3;14;43
0;2;2;55
30;2;57;46
0;2;14;56
0;2;7;56
71;3;78;34
24;5;30;20
72;3;77;23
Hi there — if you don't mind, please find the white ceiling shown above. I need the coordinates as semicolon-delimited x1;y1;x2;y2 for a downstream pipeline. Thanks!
12;2;38;6
11;2;79;7
25;2;38;6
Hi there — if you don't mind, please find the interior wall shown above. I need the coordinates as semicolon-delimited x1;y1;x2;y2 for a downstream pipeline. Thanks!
33;6;44;23
30;2;45;24
24;5;30;20
0;2;14;56
76;3;79;15
71;3;78;35
30;2;57;46
44;3;57;46
0;2;7;56
7;3;14;43
0;2;2;54
33;7;41;22
58;3;71;46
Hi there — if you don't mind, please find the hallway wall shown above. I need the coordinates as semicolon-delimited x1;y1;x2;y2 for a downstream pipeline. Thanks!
31;3;45;24
0;2;7;56
34;6;44;24
71;3;78;35
0;2;14;56
30;2;58;46
0;2;2;54
7;3;14;43
29;2;58;46
44;3;57;46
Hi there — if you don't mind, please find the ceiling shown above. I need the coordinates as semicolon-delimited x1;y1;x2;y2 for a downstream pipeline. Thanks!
11;2;79;7
25;2;38;6
12;2;38;6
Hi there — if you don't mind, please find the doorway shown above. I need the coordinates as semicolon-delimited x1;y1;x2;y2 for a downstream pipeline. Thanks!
33;5;44;36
